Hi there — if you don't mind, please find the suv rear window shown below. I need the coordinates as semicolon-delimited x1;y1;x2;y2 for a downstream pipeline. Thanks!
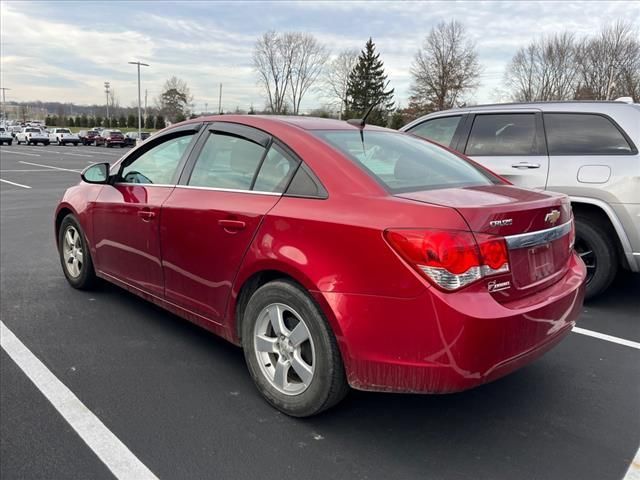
544;113;634;155
314;130;499;193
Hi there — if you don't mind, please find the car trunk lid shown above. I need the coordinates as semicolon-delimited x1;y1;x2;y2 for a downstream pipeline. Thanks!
396;185;574;301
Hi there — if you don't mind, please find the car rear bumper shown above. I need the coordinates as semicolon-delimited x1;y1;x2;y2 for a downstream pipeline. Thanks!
315;252;586;393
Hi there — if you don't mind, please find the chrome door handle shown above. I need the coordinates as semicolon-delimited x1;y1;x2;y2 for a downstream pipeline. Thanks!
511;162;541;169
138;209;156;221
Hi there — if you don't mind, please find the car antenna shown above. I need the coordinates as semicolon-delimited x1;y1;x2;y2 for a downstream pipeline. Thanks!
346;99;381;129
346;99;382;146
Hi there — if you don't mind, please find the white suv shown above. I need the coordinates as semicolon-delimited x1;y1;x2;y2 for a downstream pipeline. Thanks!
49;128;79;146
402;100;640;299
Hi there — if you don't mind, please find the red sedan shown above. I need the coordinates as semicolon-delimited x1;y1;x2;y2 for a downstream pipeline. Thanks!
55;116;586;416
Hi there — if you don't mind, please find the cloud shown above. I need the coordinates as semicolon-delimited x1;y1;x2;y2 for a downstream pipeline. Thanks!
1;1;638;112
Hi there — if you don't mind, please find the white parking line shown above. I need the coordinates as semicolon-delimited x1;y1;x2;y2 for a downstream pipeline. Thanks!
18;161;82;173
1;169;70;172
624;446;640;480
49;152;95;158
572;326;640;350
0;178;31;189
0;150;41;157
0;321;159;480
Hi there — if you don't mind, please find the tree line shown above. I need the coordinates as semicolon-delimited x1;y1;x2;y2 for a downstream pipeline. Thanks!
253;18;639;127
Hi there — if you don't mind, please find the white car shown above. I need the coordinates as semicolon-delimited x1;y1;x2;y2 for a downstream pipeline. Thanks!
16;127;50;145
49;128;79;146
0;127;13;145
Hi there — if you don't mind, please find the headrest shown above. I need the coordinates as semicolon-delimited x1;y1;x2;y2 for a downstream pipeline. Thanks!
394;156;426;181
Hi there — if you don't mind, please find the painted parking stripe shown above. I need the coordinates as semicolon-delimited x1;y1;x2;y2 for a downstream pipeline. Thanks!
624;446;640;480
0;150;41;157
0;321;159;480
572;326;640;350
1;169;71;172
0;178;31;189
18;161;82;173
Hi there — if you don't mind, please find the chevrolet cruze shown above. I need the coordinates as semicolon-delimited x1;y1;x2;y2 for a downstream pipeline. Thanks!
55;116;586;416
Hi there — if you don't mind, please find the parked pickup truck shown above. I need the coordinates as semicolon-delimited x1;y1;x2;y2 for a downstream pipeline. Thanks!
49;128;80;146
16;127;50;145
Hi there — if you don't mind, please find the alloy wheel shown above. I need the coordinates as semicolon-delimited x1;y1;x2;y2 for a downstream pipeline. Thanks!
62;226;84;278
574;237;596;284
253;303;316;395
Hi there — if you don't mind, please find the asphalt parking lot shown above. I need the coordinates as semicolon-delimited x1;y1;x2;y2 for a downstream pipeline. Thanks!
1;143;638;480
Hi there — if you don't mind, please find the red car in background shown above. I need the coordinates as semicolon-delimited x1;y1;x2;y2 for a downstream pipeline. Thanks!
54;116;586;416
78;129;100;145
94;129;125;147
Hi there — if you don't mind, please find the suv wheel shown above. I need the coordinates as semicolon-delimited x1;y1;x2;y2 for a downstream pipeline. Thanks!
242;280;348;417
574;217;618;300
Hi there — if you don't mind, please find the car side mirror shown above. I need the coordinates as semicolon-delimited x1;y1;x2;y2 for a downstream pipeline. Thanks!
81;162;110;184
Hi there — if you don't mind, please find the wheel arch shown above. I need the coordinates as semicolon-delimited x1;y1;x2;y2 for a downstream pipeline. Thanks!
54;205;77;247
570;197;630;270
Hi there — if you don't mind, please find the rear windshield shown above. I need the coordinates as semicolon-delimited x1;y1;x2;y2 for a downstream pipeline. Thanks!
26;128;41;133
58;129;71;134
313;130;499;193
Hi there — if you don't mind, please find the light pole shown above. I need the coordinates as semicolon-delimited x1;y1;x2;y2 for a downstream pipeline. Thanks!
0;87;10;123
128;61;149;140
104;81;111;126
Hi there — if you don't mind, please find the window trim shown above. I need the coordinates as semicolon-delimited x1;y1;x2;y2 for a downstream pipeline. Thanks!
542;111;638;156
462;112;546;157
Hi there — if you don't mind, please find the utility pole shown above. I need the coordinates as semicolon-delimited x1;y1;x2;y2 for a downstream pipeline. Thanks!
104;81;111;126
128;61;150;140
144;89;148;124
0;87;10;123
205;102;208;115
218;83;222;114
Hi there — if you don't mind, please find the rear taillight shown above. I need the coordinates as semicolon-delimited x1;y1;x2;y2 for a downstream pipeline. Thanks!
385;229;509;291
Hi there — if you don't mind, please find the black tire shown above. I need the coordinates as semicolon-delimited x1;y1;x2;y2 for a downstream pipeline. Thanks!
574;217;618;300
74;142;79;146
8;141;12;146
58;214;97;290
242;280;348;417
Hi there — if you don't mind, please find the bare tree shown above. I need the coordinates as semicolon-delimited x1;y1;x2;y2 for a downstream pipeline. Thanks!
253;31;328;114
505;33;579;101
576;20;640;100
253;31;292;114
287;33;329;115
409;20;481;111
323;49;359;118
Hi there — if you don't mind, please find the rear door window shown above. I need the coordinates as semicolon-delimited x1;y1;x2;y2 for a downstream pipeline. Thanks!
465;113;541;156
544;113;634;155
188;133;266;190
253;144;299;193
408;116;461;147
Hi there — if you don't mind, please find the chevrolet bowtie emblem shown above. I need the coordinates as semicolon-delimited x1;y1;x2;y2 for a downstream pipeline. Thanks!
545;210;561;224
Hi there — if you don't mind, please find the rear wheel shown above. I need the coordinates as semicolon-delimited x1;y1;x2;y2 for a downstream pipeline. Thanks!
574;218;618;300
58;214;97;290
242;280;348;417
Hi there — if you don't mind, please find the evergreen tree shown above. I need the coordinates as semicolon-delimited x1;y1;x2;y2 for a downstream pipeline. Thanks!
155;115;166;129
127;114;136;128
68;117;75;128
94;116;103;128
345;38;394;126
51;116;59;126
118;115;127;128
45;115;52;126
144;115;154;129
80;114;88;128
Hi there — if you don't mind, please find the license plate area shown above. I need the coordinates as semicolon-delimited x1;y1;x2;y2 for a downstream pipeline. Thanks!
527;243;554;282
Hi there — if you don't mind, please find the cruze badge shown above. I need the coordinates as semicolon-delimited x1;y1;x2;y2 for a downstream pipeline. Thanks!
489;218;513;227
545;210;561;224
488;280;511;292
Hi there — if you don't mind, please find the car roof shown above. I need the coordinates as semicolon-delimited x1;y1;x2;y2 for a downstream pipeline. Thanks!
180;114;390;132
416;100;639;114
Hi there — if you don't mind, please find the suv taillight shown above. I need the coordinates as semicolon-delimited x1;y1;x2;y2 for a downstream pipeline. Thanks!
385;229;509;291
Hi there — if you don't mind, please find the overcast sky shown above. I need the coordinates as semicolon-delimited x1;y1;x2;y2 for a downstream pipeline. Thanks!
1;1;638;112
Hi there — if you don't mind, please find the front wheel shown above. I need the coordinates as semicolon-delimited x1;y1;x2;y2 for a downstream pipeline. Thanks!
574;218;618;300
58;214;97;289
242;280;348;417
